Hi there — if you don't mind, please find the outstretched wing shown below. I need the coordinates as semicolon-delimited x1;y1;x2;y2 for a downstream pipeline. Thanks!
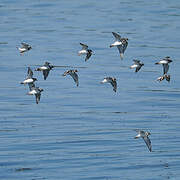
27;67;33;78
135;129;144;133
110;80;117;92
133;60;140;64
35;93;41;104
43;69;50;80
163;64;169;74
80;43;88;50
21;42;30;48
28;82;35;91
122;40;128;53
143;136;152;152
135;66;142;72
117;46;124;59
85;51;92;61
70;72;79;86
112;32;121;40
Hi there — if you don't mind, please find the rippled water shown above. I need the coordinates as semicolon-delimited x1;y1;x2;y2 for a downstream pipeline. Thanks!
0;0;180;179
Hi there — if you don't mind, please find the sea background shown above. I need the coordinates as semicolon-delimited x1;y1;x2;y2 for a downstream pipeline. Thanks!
0;0;180;179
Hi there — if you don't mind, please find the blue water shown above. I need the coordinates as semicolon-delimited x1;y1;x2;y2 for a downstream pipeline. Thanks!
0;0;180;179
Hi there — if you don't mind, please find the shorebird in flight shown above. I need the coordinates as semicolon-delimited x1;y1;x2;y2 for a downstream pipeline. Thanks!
100;77;117;92
20;67;37;85
130;60;144;72
62;69;79;86
35;62;54;80
27;83;44;104
78;43;93;62
155;56;172;75
17;42;32;55
110;32;128;59
134;130;152;152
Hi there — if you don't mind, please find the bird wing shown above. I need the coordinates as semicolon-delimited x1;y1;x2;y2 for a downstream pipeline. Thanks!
70;72;79;86
122;41;128;53
21;42;29;48
133;60;140;64
28;82;35;91
35;93;41;104
135;130;145;135
163;64;169;74
143;136;152;152
135;66;142;72
117;45;123;54
117;42;128;55
112;32;121;40
85;51;92;61
27;67;33;78
80;43;88;50
110;80;117;92
43;69;50;80
135;129;142;132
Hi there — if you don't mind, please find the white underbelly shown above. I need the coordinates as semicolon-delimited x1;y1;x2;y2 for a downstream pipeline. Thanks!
40;66;48;70
28;90;37;95
159;60;168;64
24;79;33;84
111;41;122;46
19;47;27;53
130;64;138;69
78;50;87;55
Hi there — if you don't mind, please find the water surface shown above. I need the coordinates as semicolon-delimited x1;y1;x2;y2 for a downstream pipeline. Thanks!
0;0;180;179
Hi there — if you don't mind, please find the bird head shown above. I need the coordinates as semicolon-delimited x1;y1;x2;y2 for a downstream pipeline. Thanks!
45;62;50;65
39;88;44;92
33;78;38;81
146;132;151;136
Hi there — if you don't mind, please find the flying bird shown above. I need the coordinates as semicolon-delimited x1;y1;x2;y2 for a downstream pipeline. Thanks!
62;69;79;86
27;83;44;104
130;60;144;72
100;77;117;92
155;56;172;75
134;130;152;152
17;42;32;55
35;62;54;80
110;32;128;59
20;67;37;85
78;43;93;61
